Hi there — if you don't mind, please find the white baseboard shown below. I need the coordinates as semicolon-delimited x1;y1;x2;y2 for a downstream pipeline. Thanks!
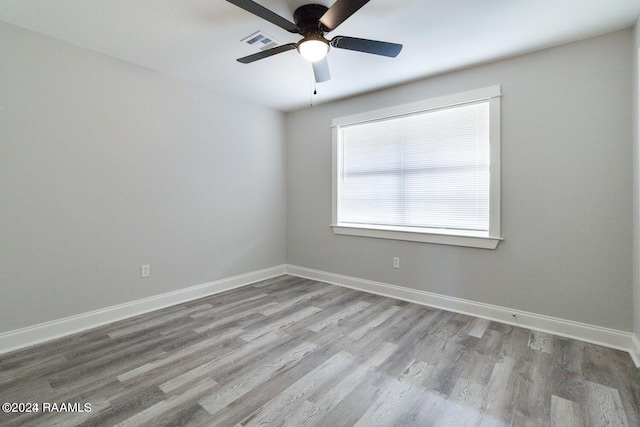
631;334;640;367
0;265;286;355
3;263;638;369
286;264;640;368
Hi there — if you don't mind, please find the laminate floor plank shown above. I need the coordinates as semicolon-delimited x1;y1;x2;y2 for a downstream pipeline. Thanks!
584;380;629;426
465;318;491;339
307;300;370;333
550;394;584;427
479;355;517;426
204;348;333;427
117;328;244;384
259;286;334;317
528;330;553;354
0;354;69;389
309;347;388;412
507;351;554;426
353;376;427;427
459;350;496;387
115;377;220;427
1;274;638;426
438;377;486;427
346;304;400;341
189;295;270;321
159;332;288;394
311;376;381;427
240;306;322;341
238;351;353;426
204;335;304;386
198;341;318;416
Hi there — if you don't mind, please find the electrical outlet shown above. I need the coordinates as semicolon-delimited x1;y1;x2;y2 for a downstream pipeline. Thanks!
141;264;150;278
393;257;400;269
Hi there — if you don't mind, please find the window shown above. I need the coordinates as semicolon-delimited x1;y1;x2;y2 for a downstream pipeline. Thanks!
331;86;502;249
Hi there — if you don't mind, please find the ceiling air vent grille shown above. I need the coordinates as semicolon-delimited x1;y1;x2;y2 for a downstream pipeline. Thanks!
241;31;279;51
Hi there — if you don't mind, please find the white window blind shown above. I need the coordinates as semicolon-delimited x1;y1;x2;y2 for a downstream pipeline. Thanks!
338;101;491;233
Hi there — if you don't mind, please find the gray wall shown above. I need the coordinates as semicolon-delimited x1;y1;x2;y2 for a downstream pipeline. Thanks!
287;30;633;331
1;21;635;337
0;23;287;333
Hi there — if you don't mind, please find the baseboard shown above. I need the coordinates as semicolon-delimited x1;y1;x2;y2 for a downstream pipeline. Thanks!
631;334;640;367
0;265;286;355
286;264;640;368
3;263;638;368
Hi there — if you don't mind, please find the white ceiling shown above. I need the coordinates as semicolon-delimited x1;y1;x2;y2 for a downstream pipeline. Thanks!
2;0;639;111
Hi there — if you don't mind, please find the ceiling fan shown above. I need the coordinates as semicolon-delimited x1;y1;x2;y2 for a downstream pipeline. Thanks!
227;0;403;83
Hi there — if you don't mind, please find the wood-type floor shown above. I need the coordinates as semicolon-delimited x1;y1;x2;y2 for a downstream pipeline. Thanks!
1;275;639;426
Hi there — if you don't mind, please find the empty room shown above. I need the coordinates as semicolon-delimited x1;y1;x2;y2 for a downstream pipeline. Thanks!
1;0;640;425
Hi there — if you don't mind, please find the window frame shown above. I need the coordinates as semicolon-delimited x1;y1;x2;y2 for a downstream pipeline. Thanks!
331;85;502;249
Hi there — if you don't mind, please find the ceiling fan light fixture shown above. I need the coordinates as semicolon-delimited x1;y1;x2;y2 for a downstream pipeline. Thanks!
297;35;329;62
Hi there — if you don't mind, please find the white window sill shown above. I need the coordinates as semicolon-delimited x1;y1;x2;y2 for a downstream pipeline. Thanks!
331;224;502;249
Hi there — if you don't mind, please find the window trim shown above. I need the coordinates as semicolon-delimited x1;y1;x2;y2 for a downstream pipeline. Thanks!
331;85;502;249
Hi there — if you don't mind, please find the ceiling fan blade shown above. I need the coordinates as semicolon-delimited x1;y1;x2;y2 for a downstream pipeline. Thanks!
226;0;299;33
320;0;369;31
237;43;297;64
331;36;402;57
312;57;331;83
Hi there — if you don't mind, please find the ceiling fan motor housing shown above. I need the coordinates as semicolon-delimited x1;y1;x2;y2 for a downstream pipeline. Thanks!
294;4;329;35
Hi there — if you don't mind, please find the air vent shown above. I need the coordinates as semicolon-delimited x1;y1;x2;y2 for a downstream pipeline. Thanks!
241;31;279;51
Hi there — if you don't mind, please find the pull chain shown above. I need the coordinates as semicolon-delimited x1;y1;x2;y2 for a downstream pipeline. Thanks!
310;79;318;107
